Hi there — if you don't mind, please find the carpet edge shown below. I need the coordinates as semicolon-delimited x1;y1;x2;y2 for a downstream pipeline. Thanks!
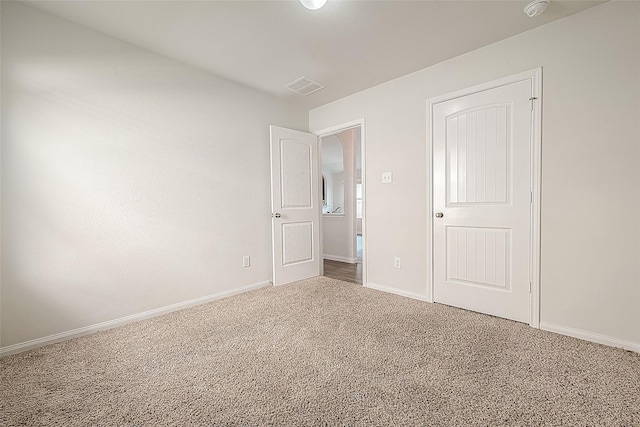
540;321;640;353
365;281;430;302
0;280;272;357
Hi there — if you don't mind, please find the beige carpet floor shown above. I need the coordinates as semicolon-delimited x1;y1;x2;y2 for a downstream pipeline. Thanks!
1;276;639;426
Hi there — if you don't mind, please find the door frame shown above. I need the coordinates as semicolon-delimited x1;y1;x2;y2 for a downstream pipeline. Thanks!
313;119;367;287
426;69;542;328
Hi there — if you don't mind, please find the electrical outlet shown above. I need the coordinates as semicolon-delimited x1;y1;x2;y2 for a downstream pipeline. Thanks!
243;256;250;268
382;172;393;184
394;257;401;269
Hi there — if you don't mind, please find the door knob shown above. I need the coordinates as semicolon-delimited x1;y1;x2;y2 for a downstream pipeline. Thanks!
435;212;444;218
273;213;282;218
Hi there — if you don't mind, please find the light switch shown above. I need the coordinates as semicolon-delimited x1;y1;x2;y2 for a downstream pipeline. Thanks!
382;172;393;184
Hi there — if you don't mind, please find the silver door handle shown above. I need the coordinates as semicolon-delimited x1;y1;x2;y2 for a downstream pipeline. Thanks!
435;212;444;218
273;213;282;218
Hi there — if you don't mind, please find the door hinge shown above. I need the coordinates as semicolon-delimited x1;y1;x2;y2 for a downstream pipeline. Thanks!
530;191;533;204
529;96;538;111
529;281;532;293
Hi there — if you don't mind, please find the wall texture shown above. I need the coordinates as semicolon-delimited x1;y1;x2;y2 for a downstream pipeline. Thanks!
1;2;307;349
310;2;640;349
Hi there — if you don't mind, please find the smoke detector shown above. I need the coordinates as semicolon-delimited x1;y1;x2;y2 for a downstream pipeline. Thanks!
524;0;549;17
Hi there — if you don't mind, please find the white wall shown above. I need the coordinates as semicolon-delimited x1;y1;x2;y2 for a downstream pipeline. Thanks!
310;2;640;349
0;2;307;350
322;129;357;263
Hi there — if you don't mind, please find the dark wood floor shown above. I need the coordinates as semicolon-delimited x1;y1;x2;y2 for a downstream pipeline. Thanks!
323;259;362;285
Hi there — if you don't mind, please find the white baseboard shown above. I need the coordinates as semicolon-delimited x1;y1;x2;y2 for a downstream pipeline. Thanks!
0;280;272;358
540;322;640;353
365;282;429;302
323;254;357;264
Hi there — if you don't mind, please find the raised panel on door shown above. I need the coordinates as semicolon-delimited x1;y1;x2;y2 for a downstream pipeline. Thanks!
446;226;511;289
447;105;510;206
282;221;314;266
280;140;312;209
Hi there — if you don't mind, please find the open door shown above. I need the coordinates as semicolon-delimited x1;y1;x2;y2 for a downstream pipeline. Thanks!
270;126;321;286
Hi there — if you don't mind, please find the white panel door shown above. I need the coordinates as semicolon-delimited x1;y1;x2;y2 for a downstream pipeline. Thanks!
270;126;320;286
433;80;532;323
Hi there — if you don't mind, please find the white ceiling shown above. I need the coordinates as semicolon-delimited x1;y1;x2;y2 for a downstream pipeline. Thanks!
24;0;604;110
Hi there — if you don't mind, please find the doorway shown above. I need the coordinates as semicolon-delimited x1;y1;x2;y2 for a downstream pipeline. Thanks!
316;120;366;286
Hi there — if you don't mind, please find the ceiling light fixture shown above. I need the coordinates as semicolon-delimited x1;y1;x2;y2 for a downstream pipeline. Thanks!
300;0;327;11
524;0;550;17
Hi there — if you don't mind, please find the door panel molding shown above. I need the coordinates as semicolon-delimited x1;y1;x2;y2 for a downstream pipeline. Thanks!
427;69;542;328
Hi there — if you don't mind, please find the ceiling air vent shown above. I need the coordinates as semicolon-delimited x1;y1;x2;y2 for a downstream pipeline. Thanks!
285;76;325;96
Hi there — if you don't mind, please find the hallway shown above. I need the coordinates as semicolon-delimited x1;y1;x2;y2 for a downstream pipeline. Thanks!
323;235;362;285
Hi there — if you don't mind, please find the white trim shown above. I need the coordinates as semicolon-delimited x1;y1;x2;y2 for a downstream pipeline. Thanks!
529;68;542;328
426;68;543;327
0;280;272;357
540;322;640;353
427;69;542;105
313;118;367;288
323;254;357;264
426;97;434;303
314;119;363;138
365;282;429;302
